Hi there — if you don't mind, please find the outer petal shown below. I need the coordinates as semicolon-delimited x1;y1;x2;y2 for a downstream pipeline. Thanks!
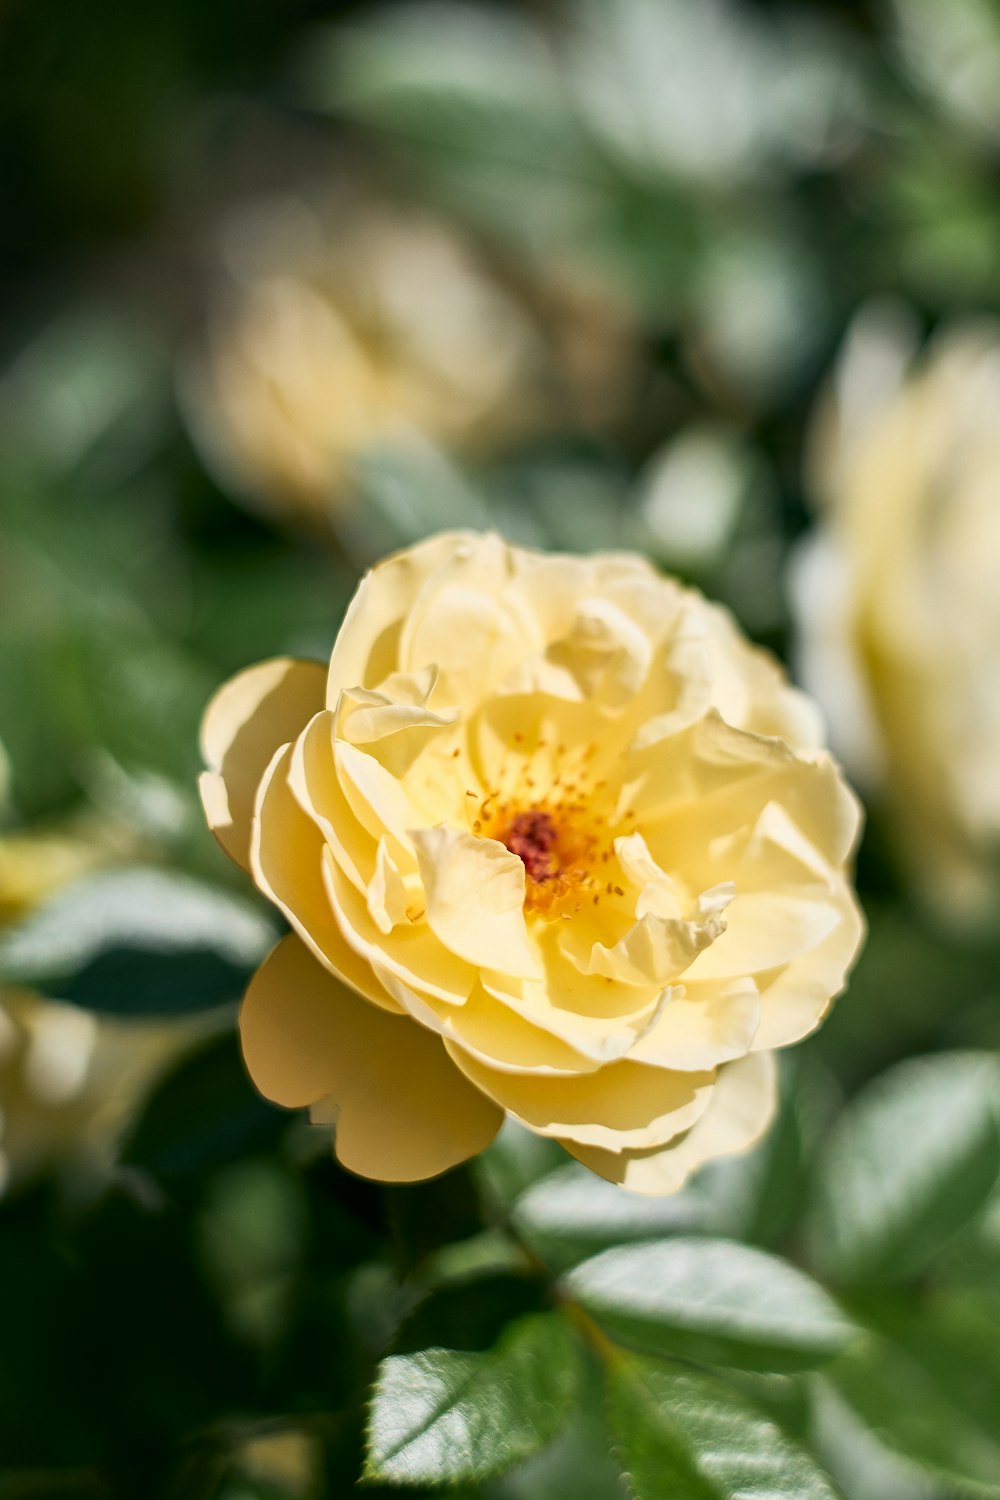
444;1043;715;1151
326;531;488;696
241;934;502;1181
569;1050;777;1195
751;881;865;1051
200;657;326;870
250;743;403;1013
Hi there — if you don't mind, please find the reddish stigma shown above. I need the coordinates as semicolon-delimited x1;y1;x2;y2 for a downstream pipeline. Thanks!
503;810;559;883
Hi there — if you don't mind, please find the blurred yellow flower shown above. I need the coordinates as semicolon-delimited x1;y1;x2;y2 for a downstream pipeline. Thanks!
202;533;863;1193
182;197;546;526
796;311;1000;921
0;830;191;1195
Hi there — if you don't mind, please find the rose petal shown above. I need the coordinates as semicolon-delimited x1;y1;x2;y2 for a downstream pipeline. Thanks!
251;743;402;1013
200;657;326;869
751;881;865;1051
412;826;543;980
626;977;761;1070
569;1050;777;1195
445;1042;715;1151
327;531;478;695
242;935;502;1181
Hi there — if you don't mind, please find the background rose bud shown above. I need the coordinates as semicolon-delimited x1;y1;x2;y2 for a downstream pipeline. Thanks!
181;195;547;529
794;310;1000;924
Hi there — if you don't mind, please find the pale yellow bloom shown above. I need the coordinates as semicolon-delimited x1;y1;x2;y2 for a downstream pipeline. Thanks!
0;830;191;1195
202;533;863;1192
182;198;544;525
795;311;1000;921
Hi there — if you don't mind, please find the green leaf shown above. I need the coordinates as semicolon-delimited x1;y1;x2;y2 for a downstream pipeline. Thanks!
567;1238;854;1373
365;1311;583;1486
0;866;276;1014
393;1272;550;1356
808;1052;1000;1284
824;1287;1000;1496
690;1055;838;1250
513;1162;707;1273
607;1356;840;1500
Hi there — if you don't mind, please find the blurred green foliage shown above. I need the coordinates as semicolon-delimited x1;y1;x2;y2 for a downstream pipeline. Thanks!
2;0;1000;1496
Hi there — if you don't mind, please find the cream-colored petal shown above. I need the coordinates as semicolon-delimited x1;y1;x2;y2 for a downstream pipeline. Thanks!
250;743;402;1013
241;935;502;1181
503;596;653;710
335;740;419;867
563;896;728;988
322;844;476;1006
445;1043;715;1151
383;981;607;1076
751;881;865;1051
401;581;538;704
684;891;841;982
412;826;542;980
614;832;683;920
569;1050;777;1195
326;531;482;695
628;713;862;874
367;839;416;934
287;710;374;894
626;978;761;1070
200;657;326;869
336;672;460;776
479;962;663;1065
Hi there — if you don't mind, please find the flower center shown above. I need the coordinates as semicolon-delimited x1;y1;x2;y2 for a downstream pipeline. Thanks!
502;809;560;883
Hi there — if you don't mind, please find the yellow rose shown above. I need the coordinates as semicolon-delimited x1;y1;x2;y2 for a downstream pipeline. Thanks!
0;830;192;1195
202;533;863;1192
795;311;1000;922
182;198;544;526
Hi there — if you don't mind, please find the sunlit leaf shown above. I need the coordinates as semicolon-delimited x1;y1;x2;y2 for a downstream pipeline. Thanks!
608;1355;840;1500
365;1311;583;1485
567;1237;854;1372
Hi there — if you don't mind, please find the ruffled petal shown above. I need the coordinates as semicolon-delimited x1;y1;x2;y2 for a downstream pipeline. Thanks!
412;826;543;980
445;1042;715;1151
327;531;478;695
626;978;761;1070
569;1050;777;1195
200;657;326;869
751;882;865;1051
242;935;502;1181
251;743;402;1013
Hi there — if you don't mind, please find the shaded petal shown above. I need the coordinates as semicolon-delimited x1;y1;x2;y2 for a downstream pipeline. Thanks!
412;826;542;980
288;710;374;893
628;713;862;873
684;891;841;982
569;1050;777;1195
242;935;502;1181
200;657;326;869
445;1043;715;1151
627;977;761;1070
322;844;476;1005
250;743;402;1013
327;531;479;695
579;906;728;987
752;881;865;1051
